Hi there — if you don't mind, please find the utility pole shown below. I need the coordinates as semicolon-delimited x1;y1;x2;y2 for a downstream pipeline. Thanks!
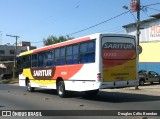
130;0;140;90
137;0;140;46
135;0;140;90
6;34;19;79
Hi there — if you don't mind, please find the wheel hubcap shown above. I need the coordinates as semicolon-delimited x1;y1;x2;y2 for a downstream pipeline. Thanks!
58;84;63;95
28;82;31;90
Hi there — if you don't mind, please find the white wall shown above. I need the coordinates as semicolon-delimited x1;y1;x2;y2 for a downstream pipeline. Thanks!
125;19;160;42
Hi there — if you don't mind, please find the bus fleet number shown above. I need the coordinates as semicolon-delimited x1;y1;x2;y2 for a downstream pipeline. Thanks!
103;52;117;58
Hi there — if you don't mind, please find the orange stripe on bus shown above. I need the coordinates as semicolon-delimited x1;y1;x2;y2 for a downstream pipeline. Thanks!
52;64;83;80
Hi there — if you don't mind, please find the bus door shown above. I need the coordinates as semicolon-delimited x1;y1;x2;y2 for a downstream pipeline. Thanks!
101;36;136;82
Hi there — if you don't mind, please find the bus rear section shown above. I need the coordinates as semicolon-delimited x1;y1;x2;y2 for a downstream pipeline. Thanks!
100;35;138;88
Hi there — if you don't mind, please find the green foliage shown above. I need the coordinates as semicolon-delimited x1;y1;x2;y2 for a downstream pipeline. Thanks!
43;35;74;46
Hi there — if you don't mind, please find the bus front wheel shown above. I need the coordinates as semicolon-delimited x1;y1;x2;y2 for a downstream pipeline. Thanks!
57;81;66;98
27;80;34;92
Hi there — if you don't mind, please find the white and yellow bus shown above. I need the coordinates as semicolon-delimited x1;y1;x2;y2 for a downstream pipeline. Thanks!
17;33;138;97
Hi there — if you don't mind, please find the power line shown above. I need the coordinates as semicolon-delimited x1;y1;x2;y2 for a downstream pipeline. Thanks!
143;3;160;7
26;1;160;43
140;2;160;18
139;2;160;20
67;10;130;36
129;11;137;21
145;6;160;12
31;2;160;44
142;10;150;18
31;10;130;43
32;2;160;43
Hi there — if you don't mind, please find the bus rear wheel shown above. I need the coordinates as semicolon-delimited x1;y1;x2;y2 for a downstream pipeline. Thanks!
57;81;66;98
27;80;34;92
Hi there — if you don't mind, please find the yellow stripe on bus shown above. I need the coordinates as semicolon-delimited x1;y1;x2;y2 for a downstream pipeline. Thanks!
30;80;56;85
19;50;34;56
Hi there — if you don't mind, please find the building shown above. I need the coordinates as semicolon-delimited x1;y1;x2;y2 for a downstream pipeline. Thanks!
123;13;160;73
0;41;36;74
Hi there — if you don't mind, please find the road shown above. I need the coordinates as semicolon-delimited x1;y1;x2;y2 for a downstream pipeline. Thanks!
0;83;160;119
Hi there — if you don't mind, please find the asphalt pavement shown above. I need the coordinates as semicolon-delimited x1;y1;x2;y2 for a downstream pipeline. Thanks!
0;83;160;119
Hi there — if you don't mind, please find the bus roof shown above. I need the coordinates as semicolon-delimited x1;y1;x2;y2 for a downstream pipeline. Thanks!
19;33;135;57
19;35;92;56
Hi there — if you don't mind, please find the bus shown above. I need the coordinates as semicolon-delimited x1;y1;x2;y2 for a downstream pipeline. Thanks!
17;33;138;97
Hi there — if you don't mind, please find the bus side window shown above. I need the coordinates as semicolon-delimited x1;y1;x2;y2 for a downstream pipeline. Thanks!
66;45;73;64
72;44;79;64
88;41;95;62
45;50;54;66
38;52;45;67
79;41;95;63
31;54;38;67
17;57;23;74
80;42;87;63
66;44;79;65
23;55;31;68
17;57;21;69
55;48;60;66
60;47;65;65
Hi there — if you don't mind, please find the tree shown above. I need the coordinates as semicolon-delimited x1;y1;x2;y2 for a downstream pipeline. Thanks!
43;35;73;46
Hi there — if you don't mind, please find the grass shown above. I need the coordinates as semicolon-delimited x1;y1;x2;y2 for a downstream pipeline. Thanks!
0;78;19;84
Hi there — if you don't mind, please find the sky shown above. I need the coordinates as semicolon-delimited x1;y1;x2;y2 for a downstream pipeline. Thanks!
0;0;160;48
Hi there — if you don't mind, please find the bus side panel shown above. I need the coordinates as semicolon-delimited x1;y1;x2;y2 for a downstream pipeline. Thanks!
64;81;101;91
65;63;101;91
19;63;100;91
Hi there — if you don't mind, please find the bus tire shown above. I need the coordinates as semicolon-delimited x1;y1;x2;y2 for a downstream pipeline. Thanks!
27;80;34;92
57;81;66;98
85;89;99;97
